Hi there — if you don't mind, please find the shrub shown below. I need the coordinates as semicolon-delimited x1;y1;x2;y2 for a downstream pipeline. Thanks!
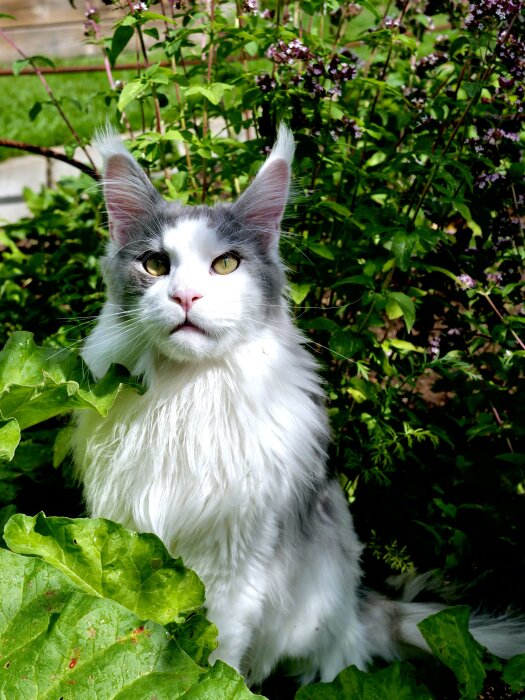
0;1;524;697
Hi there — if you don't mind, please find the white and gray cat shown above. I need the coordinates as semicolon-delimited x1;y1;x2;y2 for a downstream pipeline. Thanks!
73;126;525;686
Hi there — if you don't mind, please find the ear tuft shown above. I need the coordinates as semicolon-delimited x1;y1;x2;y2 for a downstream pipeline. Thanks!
233;125;294;241
94;127;163;243
259;123;295;174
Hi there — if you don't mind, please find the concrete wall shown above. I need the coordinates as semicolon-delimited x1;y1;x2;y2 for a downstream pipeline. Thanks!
0;0;121;62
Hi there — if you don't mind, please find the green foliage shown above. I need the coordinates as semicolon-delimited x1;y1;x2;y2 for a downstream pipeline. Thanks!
296;662;433;699
0;520;260;699
4;513;205;629
0;0;524;697
418;607;495;699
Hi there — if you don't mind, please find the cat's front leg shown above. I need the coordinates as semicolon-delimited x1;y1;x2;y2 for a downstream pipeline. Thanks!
205;579;266;676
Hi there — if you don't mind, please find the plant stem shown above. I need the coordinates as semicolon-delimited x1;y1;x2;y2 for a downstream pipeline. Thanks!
481;292;525;352
0;139;98;179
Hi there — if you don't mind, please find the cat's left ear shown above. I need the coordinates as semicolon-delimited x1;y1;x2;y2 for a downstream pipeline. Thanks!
94;128;164;244
232;124;294;246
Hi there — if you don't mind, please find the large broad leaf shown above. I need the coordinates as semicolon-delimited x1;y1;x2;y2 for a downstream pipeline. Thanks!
418;606;487;699
503;654;525;692
4;513;205;628
296;661;433;699
0;548;260;699
0;331;142;440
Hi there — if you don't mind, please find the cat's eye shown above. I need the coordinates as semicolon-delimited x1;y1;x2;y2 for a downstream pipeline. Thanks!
212;252;240;275
143;253;170;277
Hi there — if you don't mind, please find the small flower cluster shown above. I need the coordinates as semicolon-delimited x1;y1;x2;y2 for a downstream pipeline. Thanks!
242;0;258;15
415;51;449;76
264;40;357;98
465;0;522;30
330;117;363;141
348;3;363;18
382;16;404;31
83;6;99;37
133;2;148;12
475;171;507;190
255;73;276;92
496;32;525;80
403;86;428;111
486;271;503;285
428;334;441;357
456;273;476;289
266;39;312;65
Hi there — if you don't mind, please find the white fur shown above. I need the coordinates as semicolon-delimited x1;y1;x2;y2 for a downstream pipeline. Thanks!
74;127;525;685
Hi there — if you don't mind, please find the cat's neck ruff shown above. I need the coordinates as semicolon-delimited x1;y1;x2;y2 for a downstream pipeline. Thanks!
75;313;328;577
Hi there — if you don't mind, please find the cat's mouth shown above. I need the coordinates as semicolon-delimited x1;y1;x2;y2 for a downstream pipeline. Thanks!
171;321;208;335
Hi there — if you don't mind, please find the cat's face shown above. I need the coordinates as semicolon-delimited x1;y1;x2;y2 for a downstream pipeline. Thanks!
97;127;294;363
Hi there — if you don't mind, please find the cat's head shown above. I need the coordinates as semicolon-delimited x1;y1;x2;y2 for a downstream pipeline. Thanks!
96;126;294;364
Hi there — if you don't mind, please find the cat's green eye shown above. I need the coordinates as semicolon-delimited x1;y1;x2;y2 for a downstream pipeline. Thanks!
143;253;170;277
212;253;240;275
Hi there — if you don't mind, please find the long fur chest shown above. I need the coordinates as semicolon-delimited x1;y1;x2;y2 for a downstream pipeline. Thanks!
73;337;328;580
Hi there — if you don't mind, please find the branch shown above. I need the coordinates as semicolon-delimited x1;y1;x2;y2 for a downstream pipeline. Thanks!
0;140;99;180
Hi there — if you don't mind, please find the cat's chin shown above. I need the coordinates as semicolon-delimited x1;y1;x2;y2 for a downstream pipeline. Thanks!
156;327;224;363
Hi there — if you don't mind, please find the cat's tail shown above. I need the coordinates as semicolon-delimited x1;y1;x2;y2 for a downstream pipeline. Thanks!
360;587;525;662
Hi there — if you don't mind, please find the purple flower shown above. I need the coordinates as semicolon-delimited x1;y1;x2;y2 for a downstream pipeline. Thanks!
456;274;476;289
255;73;276;92
267;39;312;65
486;271;503;284
429;335;441;357
475;171;506;189
242;0;258;14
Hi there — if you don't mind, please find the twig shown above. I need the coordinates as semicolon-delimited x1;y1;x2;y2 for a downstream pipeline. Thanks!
0;139;99;180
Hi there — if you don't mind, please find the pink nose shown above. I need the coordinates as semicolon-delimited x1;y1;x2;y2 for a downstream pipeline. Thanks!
171;289;202;312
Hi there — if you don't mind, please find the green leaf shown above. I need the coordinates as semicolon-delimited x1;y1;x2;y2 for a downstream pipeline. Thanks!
0;331;142;433
12;55;55;76
12;58;31;76
28;100;42;121
296;661;433;699
186;83;234;106
330;330;364;359
503;654;525;692
140;11;177;24
118;79;147;111
386;292;416;332
305;241;335;260
463;81;482;98
0;547;260;699
181;660;263;699
4;513;205;627
289;283;311;305
318;201;351;219
390;232;417;272
0;415;20;461
52;426;75;468
109;25;134;67
171;613;218;667
418;606;487;699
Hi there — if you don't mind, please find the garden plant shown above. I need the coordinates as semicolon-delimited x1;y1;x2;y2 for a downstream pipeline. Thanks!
0;0;524;697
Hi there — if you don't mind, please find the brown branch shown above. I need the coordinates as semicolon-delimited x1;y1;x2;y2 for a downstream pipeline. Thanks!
0;139;99;180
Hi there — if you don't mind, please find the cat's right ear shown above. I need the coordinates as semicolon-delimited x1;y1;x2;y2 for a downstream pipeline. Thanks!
94;129;163;244
232;124;295;248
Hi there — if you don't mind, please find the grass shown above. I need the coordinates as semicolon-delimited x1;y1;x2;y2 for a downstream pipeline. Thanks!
0;57;154;161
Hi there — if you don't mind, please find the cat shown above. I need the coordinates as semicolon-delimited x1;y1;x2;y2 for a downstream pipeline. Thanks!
72;125;525;686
